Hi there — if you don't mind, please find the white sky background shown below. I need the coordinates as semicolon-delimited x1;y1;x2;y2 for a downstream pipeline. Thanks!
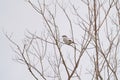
0;0;42;80
0;0;120;80
0;0;89;80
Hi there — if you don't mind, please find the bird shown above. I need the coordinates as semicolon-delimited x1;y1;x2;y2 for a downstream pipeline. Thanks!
62;35;75;45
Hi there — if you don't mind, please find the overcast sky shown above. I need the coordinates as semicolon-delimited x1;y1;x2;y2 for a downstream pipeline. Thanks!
1;0;120;80
0;0;73;79
0;0;42;80
0;0;88;80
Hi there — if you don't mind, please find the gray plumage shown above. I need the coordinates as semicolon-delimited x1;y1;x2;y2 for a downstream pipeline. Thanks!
62;35;74;45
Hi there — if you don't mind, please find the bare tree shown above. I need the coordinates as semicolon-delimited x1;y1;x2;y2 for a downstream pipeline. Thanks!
6;0;120;80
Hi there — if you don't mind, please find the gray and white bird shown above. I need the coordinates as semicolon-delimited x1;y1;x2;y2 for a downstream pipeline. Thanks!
62;35;74;45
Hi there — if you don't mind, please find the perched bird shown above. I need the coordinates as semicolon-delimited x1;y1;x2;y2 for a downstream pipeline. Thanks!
62;35;74;45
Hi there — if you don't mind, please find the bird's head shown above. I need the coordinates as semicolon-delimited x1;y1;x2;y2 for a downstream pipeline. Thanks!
62;35;67;38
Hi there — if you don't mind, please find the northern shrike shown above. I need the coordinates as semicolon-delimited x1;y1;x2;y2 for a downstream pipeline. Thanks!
62;35;74;45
